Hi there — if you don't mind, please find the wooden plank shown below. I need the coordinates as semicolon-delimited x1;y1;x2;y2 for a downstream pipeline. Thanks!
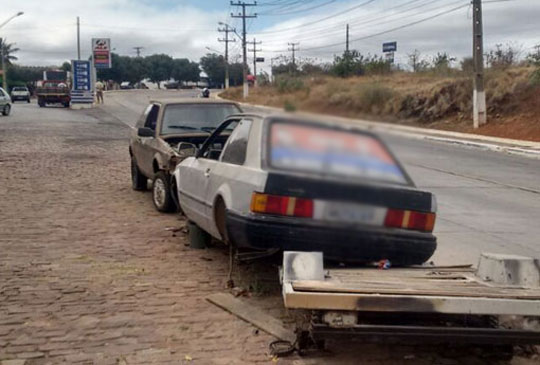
207;293;295;343
282;283;540;316
292;280;540;299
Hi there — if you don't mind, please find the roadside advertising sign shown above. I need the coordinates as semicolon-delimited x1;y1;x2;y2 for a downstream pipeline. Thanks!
382;42;397;53
71;60;94;103
256;57;265;63
92;38;112;69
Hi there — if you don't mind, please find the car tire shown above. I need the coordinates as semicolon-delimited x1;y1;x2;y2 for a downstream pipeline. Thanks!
2;104;10;116
131;157;147;191
152;171;175;213
27;98;31;103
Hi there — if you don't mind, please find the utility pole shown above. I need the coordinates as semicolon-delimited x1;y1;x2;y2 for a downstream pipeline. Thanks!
288;42;299;73
133;47;144;57
231;1;257;99
77;17;81;60
218;24;236;89
346;24;350;54
472;0;486;128
248;38;262;86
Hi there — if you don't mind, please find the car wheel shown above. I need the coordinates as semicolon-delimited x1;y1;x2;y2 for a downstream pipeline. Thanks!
2;104;10;116
131;157;147;191
152;171;175;213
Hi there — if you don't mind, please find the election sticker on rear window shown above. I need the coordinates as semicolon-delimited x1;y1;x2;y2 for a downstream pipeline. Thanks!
269;122;407;184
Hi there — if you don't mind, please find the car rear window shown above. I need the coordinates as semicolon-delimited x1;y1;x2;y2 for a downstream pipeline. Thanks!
161;104;240;135
13;87;27;91
268;121;408;184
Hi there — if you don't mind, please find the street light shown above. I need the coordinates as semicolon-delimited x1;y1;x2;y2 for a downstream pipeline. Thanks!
0;11;24;90
0;12;24;30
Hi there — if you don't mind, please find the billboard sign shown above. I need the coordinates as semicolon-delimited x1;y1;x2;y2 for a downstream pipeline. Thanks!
92;38;112;69
256;57;265;63
71;60;94;103
382;42;397;53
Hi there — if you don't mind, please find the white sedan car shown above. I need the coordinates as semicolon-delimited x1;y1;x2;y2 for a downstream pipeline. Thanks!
173;113;438;265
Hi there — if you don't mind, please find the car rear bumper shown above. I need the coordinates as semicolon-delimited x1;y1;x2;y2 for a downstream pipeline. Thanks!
226;212;437;265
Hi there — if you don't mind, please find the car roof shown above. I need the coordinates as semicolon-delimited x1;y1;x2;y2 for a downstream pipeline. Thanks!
150;98;241;107
225;112;382;137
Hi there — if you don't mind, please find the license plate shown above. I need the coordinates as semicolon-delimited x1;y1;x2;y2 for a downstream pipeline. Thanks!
320;202;386;225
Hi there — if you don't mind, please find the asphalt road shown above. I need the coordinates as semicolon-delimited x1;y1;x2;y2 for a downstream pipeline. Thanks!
100;90;540;265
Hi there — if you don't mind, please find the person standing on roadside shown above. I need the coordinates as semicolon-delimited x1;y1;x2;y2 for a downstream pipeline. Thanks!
95;80;104;104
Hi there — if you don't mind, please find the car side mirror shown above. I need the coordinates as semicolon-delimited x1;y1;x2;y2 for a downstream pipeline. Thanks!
137;127;154;138
177;142;198;158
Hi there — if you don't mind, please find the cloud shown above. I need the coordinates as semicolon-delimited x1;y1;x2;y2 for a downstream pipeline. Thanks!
1;0;538;71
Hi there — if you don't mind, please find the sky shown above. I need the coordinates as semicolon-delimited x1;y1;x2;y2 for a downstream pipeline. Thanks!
0;0;538;72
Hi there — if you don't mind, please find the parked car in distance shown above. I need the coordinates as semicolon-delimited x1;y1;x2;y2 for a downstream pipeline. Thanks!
120;82;134;90
10;86;31;103
174;113;438;265
0;87;12;116
129;98;242;212
164;81;180;90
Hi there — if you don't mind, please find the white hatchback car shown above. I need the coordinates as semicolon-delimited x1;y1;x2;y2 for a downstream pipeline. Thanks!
173;113;438;265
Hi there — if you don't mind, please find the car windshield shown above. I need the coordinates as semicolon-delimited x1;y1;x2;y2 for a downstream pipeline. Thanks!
268;121;408;185
161;104;240;135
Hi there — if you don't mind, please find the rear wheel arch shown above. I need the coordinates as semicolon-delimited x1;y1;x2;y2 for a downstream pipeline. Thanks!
213;196;228;242
152;159;160;174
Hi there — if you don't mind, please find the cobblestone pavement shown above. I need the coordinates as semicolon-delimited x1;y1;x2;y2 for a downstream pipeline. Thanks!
0;102;537;365
0;104;280;364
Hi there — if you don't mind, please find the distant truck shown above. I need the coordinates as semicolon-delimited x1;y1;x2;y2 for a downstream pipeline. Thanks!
36;70;71;108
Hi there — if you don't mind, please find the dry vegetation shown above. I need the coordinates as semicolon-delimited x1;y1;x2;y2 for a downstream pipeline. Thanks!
222;67;540;141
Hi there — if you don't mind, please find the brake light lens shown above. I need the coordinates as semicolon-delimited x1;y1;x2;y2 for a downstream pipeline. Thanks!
385;209;436;233
250;192;314;218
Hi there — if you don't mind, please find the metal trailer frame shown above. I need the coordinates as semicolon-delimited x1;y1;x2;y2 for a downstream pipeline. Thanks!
281;252;540;347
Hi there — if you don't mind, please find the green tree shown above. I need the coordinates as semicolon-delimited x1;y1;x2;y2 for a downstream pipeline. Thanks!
145;54;173;88
200;53;225;85
171;58;200;84
60;61;72;72
332;50;364;77
0;38;19;65
124;56;148;84
97;53;125;83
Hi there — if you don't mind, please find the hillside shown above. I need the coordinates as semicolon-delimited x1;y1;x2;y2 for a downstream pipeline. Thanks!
221;67;540;142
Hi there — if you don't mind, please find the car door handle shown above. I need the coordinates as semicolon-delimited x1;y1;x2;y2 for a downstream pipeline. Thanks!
204;168;211;178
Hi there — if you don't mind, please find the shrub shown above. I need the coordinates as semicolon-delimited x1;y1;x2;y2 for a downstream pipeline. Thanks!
283;99;297;112
275;76;305;93
355;84;396;113
530;69;540;86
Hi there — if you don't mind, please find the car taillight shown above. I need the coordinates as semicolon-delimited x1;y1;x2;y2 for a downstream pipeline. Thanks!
250;192;313;218
385;209;436;233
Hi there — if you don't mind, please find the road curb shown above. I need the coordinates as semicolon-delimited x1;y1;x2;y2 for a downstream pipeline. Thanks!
218;94;540;159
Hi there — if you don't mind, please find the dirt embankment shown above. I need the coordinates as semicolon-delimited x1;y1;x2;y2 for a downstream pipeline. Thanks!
222;67;540;141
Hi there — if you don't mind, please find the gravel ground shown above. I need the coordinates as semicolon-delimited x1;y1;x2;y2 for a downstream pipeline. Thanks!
0;101;537;364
